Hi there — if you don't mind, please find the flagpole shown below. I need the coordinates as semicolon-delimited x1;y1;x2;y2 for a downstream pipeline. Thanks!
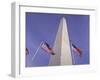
72;52;75;65
70;40;75;65
32;41;43;61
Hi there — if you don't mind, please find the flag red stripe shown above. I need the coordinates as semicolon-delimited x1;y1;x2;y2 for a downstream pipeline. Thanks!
41;42;55;55
72;43;82;57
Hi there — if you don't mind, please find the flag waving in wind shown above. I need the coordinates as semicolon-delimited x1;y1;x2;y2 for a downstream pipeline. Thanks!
26;48;29;55
72;43;82;57
41;42;55;55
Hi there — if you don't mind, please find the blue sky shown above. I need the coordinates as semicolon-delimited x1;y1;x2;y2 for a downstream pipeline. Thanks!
25;12;89;67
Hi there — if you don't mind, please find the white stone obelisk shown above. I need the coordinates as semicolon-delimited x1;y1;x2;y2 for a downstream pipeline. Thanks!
49;17;72;66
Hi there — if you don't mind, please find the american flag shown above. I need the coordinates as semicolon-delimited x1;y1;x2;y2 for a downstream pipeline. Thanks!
26;48;29;55
41;42;55;55
72;43;82;57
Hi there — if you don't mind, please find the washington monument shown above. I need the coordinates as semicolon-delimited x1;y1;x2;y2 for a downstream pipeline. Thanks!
49;17;73;66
